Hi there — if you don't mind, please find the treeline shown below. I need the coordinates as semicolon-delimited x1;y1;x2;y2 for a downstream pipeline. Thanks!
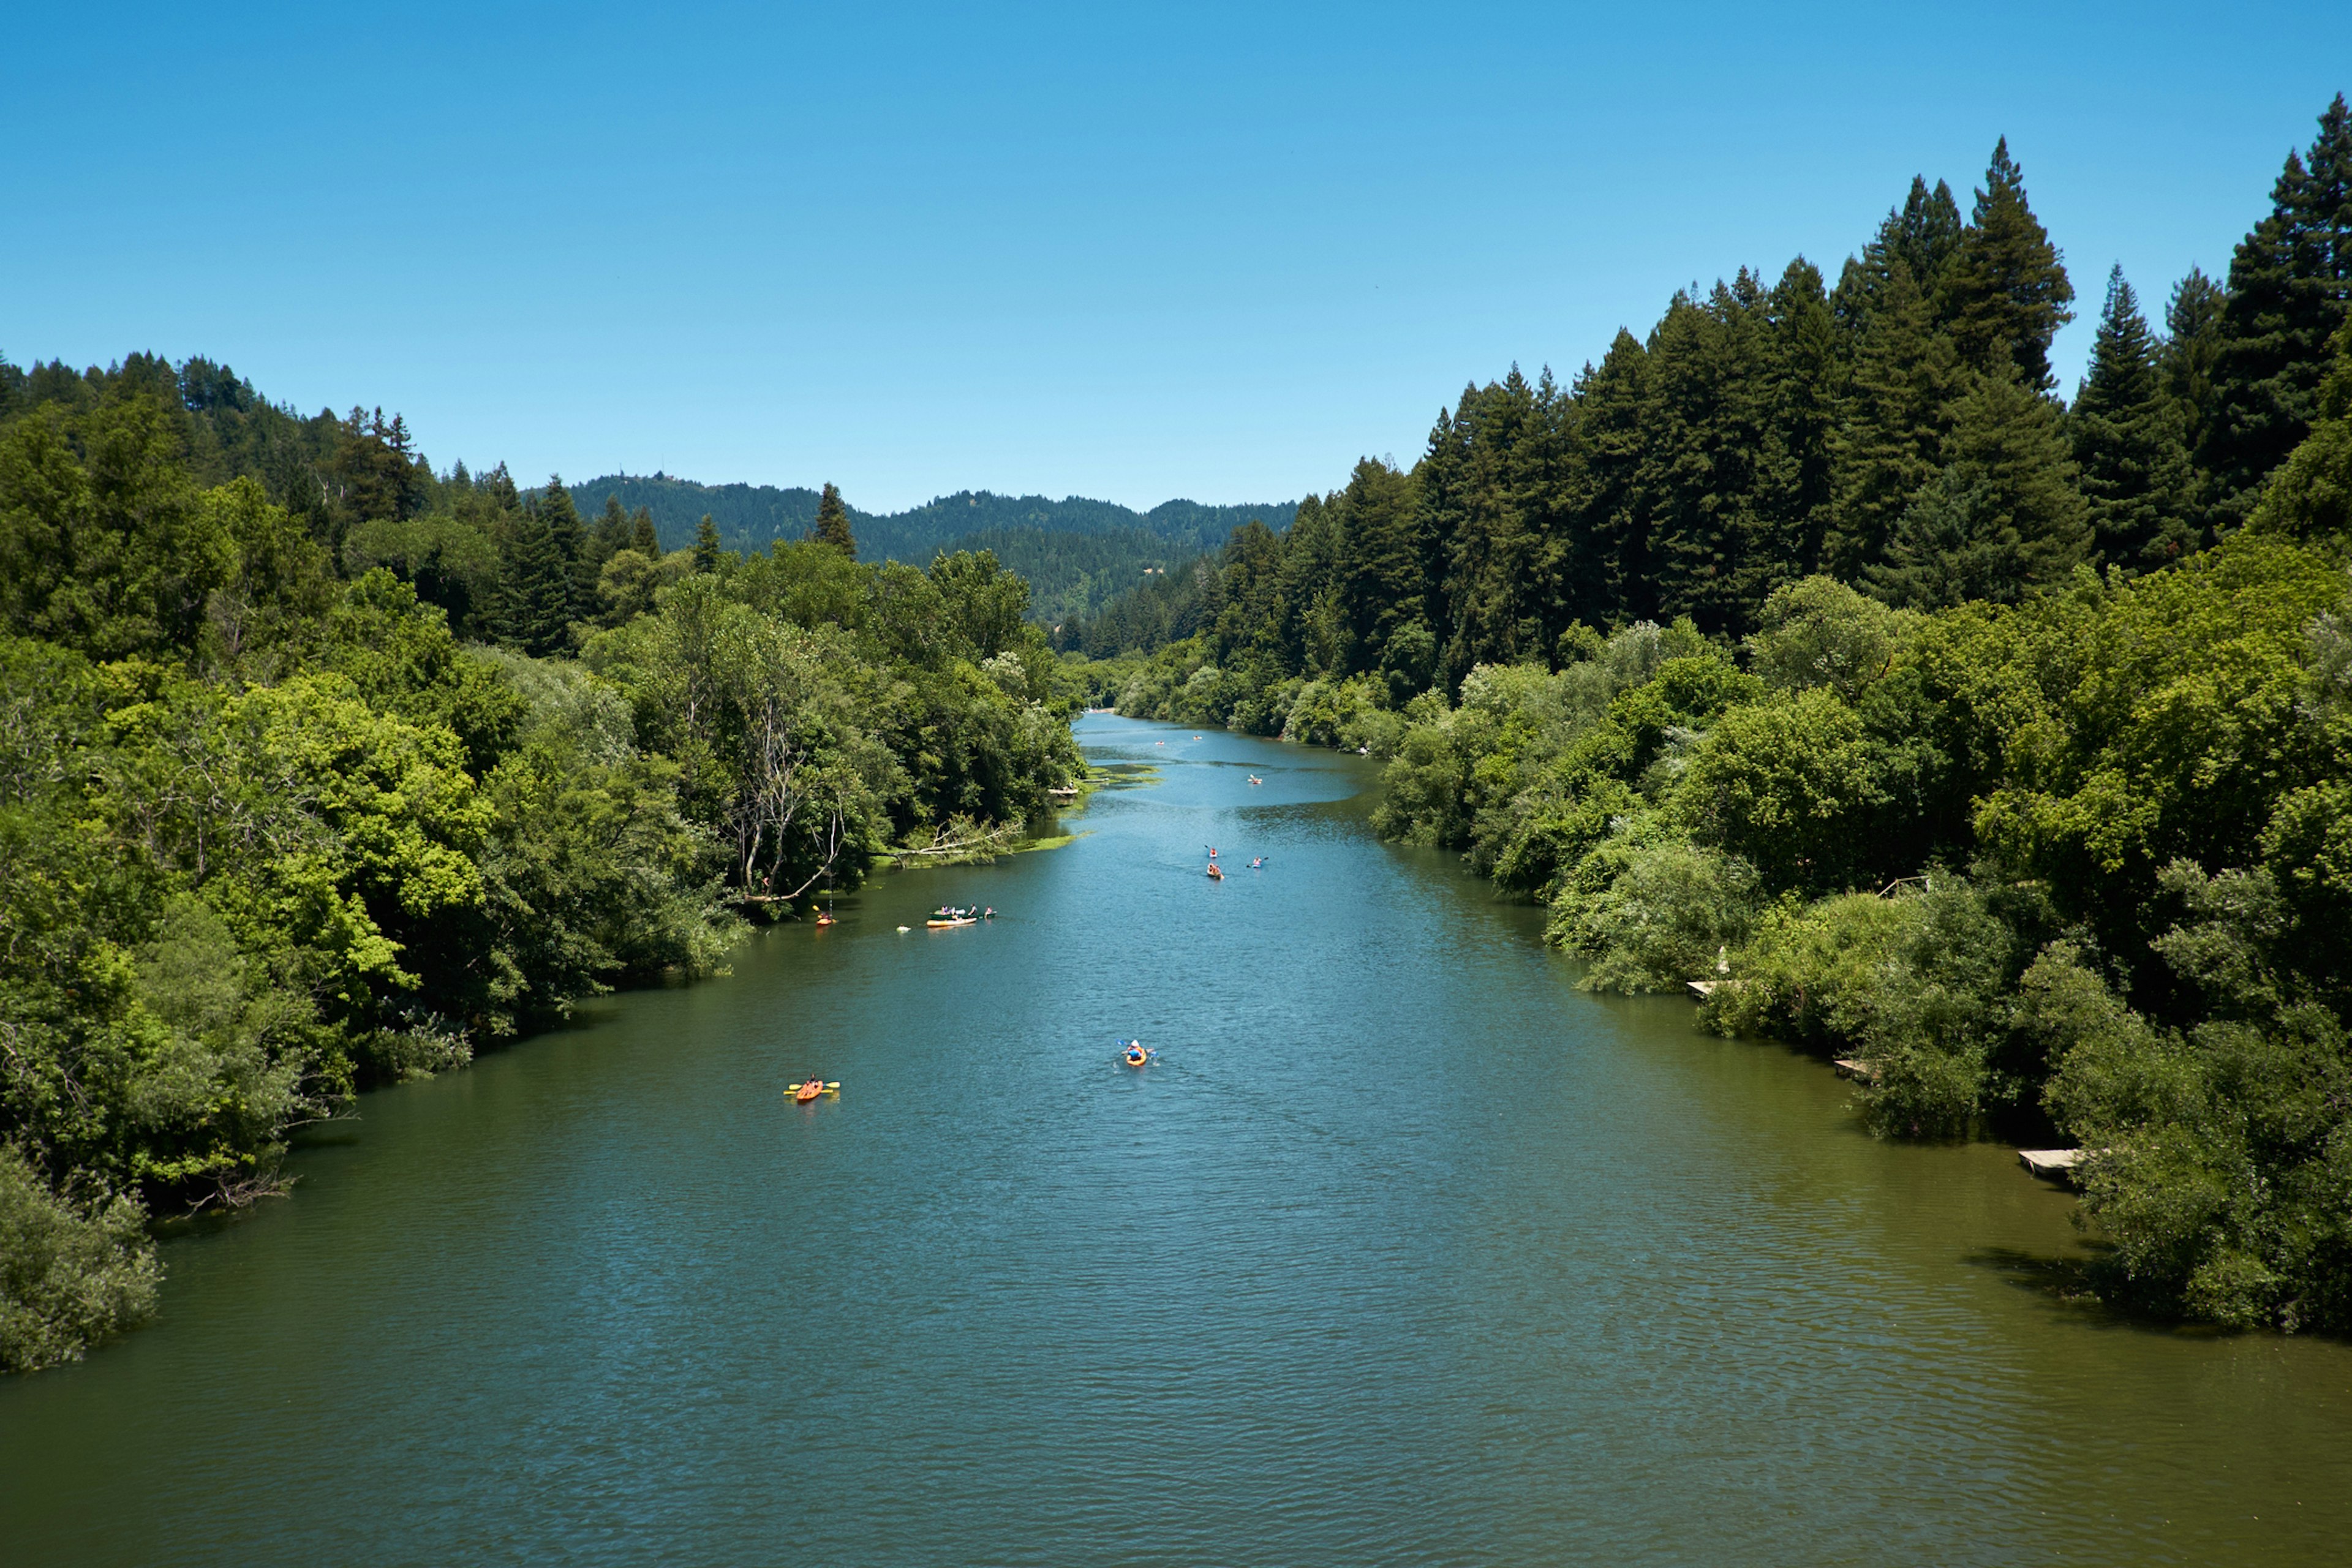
1079;105;2349;691
0;363;1079;1371
571;474;1293;628
1086;99;2352;1330
940;526;1186;628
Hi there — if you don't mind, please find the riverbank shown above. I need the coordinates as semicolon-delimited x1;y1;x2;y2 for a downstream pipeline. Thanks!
8;715;2350;1567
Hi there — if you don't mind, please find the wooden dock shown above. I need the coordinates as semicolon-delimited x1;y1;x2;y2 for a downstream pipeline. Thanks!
1686;980;1720;1001
1832;1058;1879;1084
2018;1148;2087;1185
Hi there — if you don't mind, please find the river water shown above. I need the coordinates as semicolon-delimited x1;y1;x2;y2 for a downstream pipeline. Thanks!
3;715;2349;1566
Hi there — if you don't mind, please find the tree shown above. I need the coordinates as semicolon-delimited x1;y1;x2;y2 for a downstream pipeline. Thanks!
2072;266;2198;570
2250;318;2352;546
536;476;592;619
1825;260;1966;579
1940;138;2076;389
1566;332;1653;626
2201;94;2352;521
1832;175;1966;337
630;506;658;556
0;396;235;660
495;507;578;657
1645;281;1776;635
693;513;721;573
810;481;857;556
1330;459;1427;689
1676;687;1885;891
1744;575;1909;702
1871;369;2089;609
2162;268;2228;467
591;494;634;562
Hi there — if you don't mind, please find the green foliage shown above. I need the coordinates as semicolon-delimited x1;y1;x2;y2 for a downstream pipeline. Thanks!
0;364;1080;1370
1938;138;2076;389
0;1147;159;1374
2250;318;2352;549
1675;687;1885;892
1744;575;1913;700
2071;268;2199;571
810;481;857;555
2201;95;2352;524
1869;369;2090;609
1549;834;1760;993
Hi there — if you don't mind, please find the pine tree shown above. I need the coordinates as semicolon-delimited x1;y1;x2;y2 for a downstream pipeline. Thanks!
811;482;857;555
630;507;658;556
2201;94;2352;522
1940;138;2076;388
1331;459;1426;689
1870;369;2090;608
2250;317;2352;546
535;475;592;620
1825;259;1966;579
1646;280;1774;635
2071;267;2196;569
495;508;577;656
1831;177;1966;339
693;513;721;573
592;494;633;562
1888;177;1966;303
1423;391;1477;684
2162;270;2228;463
1757;258;1841;584
1567;330;1654;625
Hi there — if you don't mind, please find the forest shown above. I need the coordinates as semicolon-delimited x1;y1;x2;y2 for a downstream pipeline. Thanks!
570;473;1292;628
1076;99;2352;1330
0;363;1079;1371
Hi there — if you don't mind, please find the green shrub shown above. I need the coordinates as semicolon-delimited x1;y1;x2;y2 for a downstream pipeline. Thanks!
1550;833;1761;993
0;1147;160;1374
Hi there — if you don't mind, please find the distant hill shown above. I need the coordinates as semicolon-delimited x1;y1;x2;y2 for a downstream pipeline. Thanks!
565;474;1292;622
566;474;1294;560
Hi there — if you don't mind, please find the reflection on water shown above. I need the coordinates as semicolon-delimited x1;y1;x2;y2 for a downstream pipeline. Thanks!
2;716;2348;1567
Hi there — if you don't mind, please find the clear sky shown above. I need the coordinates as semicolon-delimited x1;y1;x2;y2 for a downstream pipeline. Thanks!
6;2;2348;512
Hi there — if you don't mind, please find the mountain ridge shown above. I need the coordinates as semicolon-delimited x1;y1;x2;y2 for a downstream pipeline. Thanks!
567;473;1294;563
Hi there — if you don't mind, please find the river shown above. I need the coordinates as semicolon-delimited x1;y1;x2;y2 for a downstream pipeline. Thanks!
2;714;2348;1566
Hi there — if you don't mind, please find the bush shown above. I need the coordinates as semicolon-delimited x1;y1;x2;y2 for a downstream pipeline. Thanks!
1706;880;2022;1137
1550;833;1761;993
0;1147;160;1374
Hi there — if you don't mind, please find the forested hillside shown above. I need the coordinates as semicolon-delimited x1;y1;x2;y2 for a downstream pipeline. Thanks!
1082;100;2352;1330
568;473;1291;626
0;363;1079;1371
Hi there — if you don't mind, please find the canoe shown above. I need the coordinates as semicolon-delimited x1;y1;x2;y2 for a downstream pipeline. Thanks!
1205;865;1223;880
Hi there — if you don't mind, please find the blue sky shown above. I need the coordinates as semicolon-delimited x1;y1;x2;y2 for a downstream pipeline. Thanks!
6;2;2348;511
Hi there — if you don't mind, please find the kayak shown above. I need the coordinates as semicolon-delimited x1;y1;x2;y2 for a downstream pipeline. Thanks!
815;913;835;927
925;917;976;927
1206;864;1223;880
791;1080;840;1102
1123;1048;1150;1068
